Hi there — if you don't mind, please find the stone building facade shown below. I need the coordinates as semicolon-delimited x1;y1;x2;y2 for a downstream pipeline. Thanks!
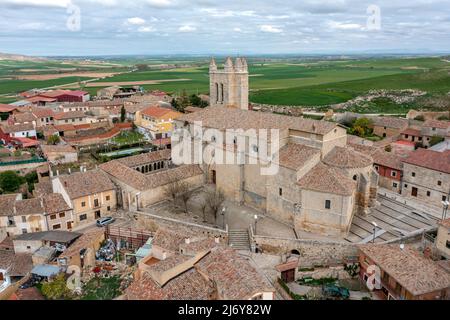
209;57;249;110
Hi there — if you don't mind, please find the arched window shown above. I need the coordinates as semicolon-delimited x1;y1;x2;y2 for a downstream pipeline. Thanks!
353;175;358;181
220;83;224;102
141;166;144;173
154;163;157;170
215;83;219;103
291;249;300;256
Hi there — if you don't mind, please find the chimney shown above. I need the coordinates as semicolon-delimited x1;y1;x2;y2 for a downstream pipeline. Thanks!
68;168;71;175
185;238;191;244
214;237;220;244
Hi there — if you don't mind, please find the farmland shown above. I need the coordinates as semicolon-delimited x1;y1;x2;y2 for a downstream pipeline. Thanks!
0;55;449;111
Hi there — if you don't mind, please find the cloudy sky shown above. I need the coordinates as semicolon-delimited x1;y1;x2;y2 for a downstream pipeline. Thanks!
0;0;449;56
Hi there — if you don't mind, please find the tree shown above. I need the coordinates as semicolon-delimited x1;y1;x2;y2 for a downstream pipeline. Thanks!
25;171;38;193
178;182;193;214
205;188;225;224
163;180;192;213
171;98;179;111
0;171;25;193
120;106;126;123
47;135;60;145
384;145;392;153
41;274;73;300
350;117;373;137
200;200;208;222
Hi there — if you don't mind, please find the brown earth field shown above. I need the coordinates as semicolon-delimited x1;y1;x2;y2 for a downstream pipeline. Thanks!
84;79;191;87
14;72;122;80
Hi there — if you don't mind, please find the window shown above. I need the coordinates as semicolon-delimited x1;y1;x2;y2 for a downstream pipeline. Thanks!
325;200;331;209
393;182;398;188
22;229;28;234
404;184;408;188
79;214;87;221
106;195;110;201
353;175;358;181
405;134;409;139
21;216;26;223
59;212;65;218
391;171;397;177
81;202;86;207
94;199;99;207
383;133;387;138
438;181;442;186
374;165;379;171
52;224;61;230
107;206;111;211
279;188;283;196
252;145;259;153
427;191;431;197
26;246;31;249
443;196;447;202
50;214;57;220
412;172;416;177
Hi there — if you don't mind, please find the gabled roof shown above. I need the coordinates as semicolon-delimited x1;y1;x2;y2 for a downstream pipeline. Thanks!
141;106;181;120
371;116;409;129
323;146;373;169
297;163;357;196
359;244;450;296
402;149;450;174
57;170;116;199
177;107;338;135
423;119;450;130
277;143;321;171
54;110;85;120
0;122;35;133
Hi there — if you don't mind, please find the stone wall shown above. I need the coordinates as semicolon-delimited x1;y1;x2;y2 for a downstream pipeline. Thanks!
252;234;358;268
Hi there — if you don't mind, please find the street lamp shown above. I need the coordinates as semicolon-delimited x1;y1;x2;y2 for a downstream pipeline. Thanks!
442;200;450;221
254;215;258;235
371;221;378;244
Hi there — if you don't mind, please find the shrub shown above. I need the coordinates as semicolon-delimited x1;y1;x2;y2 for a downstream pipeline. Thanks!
41;274;73;300
0;171;25;193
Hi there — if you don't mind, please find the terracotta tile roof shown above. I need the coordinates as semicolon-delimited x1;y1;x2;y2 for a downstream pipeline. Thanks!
53;124;76;132
43;193;71;214
371;149;403;171
147;254;192;274
402;149;450;174
0;251;33;277
185;106;204;113
34;181;53;198
177;107;338;135
30;107;55;118
0;194;20;216
57;170;116;199
152;228;197;253
100;155;203;191
116;149;171;167
277;143;321;171
39;90;71;98
195;247;275;300
125;268;215;300
54;110;86;120
10;112;36;124
347;135;374;146
0;104;17;113
359;244;450;296
41;144;76;155
423;120;450;130
59;228;104;260
297;162;357;196
323;146;373;169
0;122;35;133
372;116;409;129
26;96;57;103
13;198;45;216
179;238;223;256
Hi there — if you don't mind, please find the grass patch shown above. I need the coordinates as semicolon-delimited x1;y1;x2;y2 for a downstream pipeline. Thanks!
111;130;145;145
297;277;337;287
81;276;122;300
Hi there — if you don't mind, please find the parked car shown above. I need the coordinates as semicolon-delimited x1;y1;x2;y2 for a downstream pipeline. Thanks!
96;217;115;227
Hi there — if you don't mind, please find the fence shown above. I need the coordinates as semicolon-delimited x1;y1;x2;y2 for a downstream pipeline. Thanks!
0;157;46;167
105;226;153;250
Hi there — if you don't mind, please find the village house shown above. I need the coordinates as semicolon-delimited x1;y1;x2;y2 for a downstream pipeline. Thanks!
29;107;55;128
421;120;450;148
12;230;81;254
7;112;37;126
0;122;37;144
401;149;450;206
53;110;87;126
28;90;90;103
370;117;409;138
435;218;450;259
51;170;117;227
124;228;275;300
40;144;78;164
0;249;33;293
99;150;203;210
359;244;450;300
134;106;182;140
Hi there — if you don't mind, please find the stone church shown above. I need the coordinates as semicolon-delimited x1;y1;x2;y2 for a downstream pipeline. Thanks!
174;57;379;237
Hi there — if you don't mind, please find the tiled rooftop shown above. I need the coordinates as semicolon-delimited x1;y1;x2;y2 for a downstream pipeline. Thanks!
402;149;450;174
323;146;373;169
277;143;320;171
58;170;116;199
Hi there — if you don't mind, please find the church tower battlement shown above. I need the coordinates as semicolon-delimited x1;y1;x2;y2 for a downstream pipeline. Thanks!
209;57;249;110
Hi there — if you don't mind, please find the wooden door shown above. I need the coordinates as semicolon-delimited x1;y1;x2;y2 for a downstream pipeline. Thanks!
412;187;418;197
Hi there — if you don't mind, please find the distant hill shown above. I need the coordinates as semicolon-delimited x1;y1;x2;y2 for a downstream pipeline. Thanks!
0;52;47;62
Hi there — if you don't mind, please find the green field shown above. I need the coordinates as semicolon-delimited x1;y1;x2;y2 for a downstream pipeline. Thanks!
1;56;449;110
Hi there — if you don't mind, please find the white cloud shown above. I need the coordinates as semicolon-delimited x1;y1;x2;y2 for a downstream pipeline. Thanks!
233;27;242;32
127;17;146;25
138;26;156;32
147;0;173;8
178;25;196;32
328;21;363;30
259;25;283;33
18;22;49;30
1;0;72;7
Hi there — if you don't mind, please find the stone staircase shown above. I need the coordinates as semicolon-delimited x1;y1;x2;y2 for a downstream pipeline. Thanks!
228;229;251;251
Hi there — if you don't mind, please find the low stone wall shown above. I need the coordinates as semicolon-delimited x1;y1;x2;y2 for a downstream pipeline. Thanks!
132;211;228;241
253;234;358;268
0;161;48;173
